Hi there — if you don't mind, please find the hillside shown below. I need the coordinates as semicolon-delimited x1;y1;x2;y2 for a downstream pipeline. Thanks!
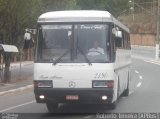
118;9;157;34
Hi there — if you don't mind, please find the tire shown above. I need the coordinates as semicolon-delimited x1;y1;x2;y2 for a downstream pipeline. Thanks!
46;102;58;113
117;78;120;99
122;73;130;97
108;101;117;110
122;86;129;96
108;78;119;110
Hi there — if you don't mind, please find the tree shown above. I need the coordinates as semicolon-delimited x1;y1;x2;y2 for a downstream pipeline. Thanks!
40;0;78;12
0;0;42;82
76;0;128;16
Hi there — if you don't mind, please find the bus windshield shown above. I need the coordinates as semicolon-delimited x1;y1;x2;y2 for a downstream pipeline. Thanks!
37;24;110;63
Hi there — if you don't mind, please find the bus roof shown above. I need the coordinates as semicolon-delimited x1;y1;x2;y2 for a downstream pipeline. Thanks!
38;10;129;32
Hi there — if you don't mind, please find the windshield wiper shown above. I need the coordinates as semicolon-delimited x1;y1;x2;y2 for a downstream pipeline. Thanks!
77;46;92;66
53;49;70;65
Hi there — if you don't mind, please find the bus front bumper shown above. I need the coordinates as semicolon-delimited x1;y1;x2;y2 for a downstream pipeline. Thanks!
34;88;114;104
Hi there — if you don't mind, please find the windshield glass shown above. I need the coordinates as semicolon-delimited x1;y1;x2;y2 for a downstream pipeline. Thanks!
37;24;110;63
40;25;72;62
74;24;110;63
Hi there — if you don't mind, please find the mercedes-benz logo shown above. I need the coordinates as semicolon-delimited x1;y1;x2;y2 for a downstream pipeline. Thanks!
69;81;76;88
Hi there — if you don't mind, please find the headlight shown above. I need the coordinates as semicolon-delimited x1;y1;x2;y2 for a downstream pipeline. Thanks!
92;80;114;88
34;80;53;88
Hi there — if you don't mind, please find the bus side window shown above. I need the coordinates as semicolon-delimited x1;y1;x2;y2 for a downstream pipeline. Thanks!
113;28;123;49
115;37;123;48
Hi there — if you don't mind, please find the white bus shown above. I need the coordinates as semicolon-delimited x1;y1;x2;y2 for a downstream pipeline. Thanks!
34;10;131;112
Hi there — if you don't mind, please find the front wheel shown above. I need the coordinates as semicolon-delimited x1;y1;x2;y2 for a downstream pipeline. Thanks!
108;101;117;109
46;102;58;113
108;78;119;110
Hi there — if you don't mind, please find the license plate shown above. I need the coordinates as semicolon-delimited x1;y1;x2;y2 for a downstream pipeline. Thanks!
66;95;79;100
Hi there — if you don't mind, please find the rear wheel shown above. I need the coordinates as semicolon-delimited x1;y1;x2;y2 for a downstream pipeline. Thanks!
122;85;129;96
46;102;58;113
109;78;119;110
122;72;130;97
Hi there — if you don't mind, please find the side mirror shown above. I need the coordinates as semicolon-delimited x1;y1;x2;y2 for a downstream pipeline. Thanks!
112;28;123;48
112;28;122;38
115;31;122;38
28;29;37;35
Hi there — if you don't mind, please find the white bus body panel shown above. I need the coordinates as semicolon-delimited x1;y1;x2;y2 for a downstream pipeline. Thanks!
115;49;131;95
34;63;115;88
38;10;129;33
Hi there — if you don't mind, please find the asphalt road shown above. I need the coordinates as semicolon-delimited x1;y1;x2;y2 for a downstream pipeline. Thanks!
0;57;160;119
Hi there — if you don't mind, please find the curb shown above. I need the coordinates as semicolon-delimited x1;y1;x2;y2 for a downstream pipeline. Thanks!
0;85;33;96
131;45;155;49
13;61;33;67
0;62;33;69
144;59;160;66
148;60;160;65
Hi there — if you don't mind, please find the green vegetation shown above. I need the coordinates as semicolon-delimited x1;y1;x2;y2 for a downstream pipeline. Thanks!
0;0;129;47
